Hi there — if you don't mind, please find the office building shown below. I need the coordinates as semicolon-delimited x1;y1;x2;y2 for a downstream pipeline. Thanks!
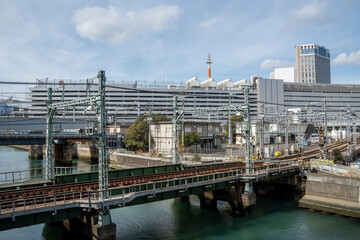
295;44;331;84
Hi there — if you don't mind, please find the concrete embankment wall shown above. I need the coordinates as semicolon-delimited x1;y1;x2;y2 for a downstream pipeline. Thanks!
76;146;168;168
299;173;360;218
110;152;169;168
8;145;29;151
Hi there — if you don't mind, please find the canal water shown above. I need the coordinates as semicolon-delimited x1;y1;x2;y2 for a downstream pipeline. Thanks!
0;146;359;240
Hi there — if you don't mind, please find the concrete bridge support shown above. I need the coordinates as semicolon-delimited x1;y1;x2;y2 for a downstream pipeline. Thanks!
29;144;44;159
89;144;99;161
62;213;116;240
254;174;305;200
54;143;74;165
198;186;256;215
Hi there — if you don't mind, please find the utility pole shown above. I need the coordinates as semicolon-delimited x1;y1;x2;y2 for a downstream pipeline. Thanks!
97;70;108;201
114;107;117;132
347;107;352;159
182;99;185;147
243;87;254;193
45;88;55;180
148;102;152;153
297;115;302;161
258;104;265;160
172;96;180;163
45;70;114;228
353;119;357;158
228;93;232;145
323;100;328;159
284;109;289;155
319;100;327;159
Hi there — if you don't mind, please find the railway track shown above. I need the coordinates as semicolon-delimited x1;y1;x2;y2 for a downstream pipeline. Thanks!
275;140;351;161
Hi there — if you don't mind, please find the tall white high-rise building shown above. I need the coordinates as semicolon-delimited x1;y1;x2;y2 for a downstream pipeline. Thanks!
295;44;331;84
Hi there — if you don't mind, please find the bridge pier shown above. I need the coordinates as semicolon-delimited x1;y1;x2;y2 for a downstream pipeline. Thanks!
54;142;74;165
29;144;44;159
198;191;217;209
254;174;305;200
176;196;190;202
62;212;116;240
198;186;256;215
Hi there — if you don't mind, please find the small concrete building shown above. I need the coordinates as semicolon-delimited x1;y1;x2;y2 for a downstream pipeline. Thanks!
106;123;131;135
150;122;224;154
0;102;13;115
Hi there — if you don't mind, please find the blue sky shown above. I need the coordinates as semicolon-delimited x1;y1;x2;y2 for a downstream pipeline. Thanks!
0;0;360;94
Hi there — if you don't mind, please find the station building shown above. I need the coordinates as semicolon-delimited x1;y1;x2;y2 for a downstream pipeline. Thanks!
28;77;360;124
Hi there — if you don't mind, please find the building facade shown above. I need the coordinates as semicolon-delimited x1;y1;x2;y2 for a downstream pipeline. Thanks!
28;77;360;124
29;78;259;123
150;122;223;154
295;44;331;84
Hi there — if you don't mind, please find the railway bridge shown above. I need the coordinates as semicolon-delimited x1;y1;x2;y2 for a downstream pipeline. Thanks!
0;161;303;239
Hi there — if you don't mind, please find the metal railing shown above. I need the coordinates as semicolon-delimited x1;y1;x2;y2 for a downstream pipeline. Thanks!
0;165;102;184
0;161;171;184
0;168;44;184
310;160;360;175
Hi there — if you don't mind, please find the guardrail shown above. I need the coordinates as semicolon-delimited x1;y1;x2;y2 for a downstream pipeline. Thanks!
0;161;300;220
0;164;113;184
0;168;44;184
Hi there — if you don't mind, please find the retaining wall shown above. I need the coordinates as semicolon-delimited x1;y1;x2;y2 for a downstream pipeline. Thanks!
299;172;360;218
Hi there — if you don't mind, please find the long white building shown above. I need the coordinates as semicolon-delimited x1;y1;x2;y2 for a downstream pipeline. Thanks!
29;77;360;124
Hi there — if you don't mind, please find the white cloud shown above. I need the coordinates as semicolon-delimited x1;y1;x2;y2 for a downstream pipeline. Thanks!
72;4;181;44
260;59;294;69
287;1;331;28
333;50;360;65
198;17;223;28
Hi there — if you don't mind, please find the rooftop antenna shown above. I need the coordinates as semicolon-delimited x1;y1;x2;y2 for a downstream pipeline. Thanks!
206;53;213;78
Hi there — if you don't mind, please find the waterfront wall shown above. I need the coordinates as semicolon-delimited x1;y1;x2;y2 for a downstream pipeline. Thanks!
299;172;360;218
76;145;168;168
8;145;29;151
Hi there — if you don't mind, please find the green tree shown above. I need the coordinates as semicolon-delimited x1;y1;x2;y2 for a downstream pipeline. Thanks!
152;113;170;122
124;116;149;151
332;148;344;164
224;115;243;144
180;132;202;147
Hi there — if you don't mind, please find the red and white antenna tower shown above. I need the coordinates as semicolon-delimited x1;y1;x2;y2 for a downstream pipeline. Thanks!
206;53;213;78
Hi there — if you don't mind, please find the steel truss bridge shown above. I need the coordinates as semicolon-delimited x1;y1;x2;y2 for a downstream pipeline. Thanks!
0;161;302;231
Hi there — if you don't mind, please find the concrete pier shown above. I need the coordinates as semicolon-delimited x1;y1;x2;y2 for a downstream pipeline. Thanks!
54;143;73;164
255;174;305;200
62;214;116;240
29;144;43;159
198;186;256;215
